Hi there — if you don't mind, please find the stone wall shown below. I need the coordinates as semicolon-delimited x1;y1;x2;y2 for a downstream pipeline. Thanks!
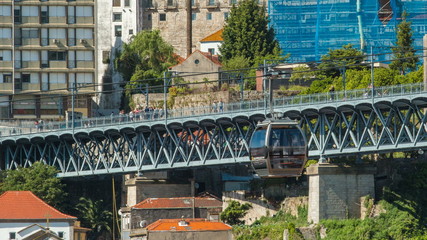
125;177;191;207
281;196;308;217
223;191;277;225
132;89;290;110
306;164;376;223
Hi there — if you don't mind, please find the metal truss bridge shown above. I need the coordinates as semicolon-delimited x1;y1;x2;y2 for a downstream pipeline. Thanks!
1;83;427;177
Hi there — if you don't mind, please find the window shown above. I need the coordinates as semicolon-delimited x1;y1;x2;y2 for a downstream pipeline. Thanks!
192;13;196;20
230;0;237;4
48;51;66;61
48;6;66;17
191;0;195;6
41;11;48;23
14;9;21;23
22;6;38;17
4;74;12;83
206;12;212;20
129;29;133;35
114;25;122;37
102;51;110;63
208;0;215;5
58;232;64;238
113;13;122;22
124;0;130;6
167;0;173;6
208;48;215;55
0;6;12;16
22;74;30;83
0;28;12;39
113;0;120;7
76;6;92;17
9;232;16;240
159;13;166;21
224;12;229;19
147;14;151;21
22;28;39;38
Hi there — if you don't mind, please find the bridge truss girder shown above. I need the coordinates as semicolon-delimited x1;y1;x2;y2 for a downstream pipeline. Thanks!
2;98;427;177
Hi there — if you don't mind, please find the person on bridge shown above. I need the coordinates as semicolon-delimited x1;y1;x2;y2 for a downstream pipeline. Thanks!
329;85;335;101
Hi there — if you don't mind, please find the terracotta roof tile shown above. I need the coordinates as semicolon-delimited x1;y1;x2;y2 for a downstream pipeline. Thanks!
169;50;222;69
200;29;223;42
147;218;232;231
133;197;222;209
0;191;76;220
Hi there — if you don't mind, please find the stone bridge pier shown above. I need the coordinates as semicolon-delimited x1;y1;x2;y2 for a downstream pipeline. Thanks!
307;164;376;223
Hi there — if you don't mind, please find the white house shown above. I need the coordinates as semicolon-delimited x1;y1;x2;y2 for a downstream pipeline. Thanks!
0;191;77;240
199;29;223;56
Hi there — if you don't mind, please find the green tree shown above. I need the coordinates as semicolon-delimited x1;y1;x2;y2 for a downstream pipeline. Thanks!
76;197;112;240
0;162;66;208
390;11;419;75
289;65;315;85
220;0;281;66
115;30;178;109
318;44;365;77
220;200;252;225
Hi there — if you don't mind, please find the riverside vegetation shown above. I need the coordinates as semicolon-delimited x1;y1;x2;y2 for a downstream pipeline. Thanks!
230;162;427;240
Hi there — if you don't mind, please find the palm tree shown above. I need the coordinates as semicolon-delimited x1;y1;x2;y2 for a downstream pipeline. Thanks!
76;197;112;240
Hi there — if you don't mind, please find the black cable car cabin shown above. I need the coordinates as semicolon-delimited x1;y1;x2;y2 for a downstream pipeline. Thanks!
249;120;307;178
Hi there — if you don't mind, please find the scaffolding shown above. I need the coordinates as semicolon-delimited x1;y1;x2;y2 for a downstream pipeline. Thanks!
268;0;427;63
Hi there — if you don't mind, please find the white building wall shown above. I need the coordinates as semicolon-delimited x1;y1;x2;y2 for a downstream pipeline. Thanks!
200;42;222;55
0;221;73;240
95;0;138;111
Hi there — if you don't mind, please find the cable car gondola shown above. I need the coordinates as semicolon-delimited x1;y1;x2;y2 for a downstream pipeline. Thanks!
249;120;307;178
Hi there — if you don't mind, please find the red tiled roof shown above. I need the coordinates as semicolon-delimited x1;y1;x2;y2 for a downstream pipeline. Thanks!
200;29;223;42
169;50;222;69
133;197;222;209
199;51;222;66
0;191;76;220
147;218;232;231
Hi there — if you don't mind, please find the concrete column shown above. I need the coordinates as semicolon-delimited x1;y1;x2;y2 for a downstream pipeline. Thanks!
306;164;376;223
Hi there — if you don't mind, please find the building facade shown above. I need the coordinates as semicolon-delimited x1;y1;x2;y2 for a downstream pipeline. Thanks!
0;191;79;240
0;0;97;119
269;0;427;62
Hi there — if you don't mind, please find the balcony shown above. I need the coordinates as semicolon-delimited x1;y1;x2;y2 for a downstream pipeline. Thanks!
0;61;12;69
22;38;40;46
21;16;39;24
76;60;94;69
206;0;219;8
0;83;13;92
48;16;66;24
0;39;12;46
0;16;12;23
22;83;41;91
49;61;67;69
76;16;94;24
165;0;178;9
21;61;41;69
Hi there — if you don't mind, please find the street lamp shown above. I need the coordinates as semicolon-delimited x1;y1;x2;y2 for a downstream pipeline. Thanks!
163;70;178;122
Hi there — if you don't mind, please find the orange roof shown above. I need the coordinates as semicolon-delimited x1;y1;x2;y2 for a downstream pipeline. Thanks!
200;29;223;42
0;191;76;220
133;197;222;209
169;50;222;69
147;218;232;232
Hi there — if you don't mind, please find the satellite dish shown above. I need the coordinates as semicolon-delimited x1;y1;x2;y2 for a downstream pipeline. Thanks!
139;220;147;228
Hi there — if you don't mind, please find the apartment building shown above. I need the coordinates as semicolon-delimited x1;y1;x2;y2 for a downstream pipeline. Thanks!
0;0;97;119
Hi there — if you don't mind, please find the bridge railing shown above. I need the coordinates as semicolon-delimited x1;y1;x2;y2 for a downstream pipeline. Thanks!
0;82;424;137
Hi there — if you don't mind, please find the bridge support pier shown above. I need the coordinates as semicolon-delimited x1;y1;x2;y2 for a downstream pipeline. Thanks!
306;163;376;223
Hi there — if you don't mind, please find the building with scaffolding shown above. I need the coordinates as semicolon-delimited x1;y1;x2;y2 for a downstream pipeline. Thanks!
268;0;427;63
